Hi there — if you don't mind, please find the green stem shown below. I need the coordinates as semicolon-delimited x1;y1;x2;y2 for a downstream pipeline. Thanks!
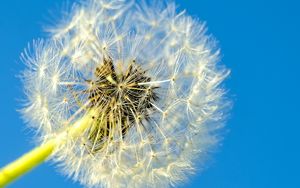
0;109;96;187
0;140;56;187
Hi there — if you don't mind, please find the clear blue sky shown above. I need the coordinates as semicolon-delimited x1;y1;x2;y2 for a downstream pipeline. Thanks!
0;0;299;187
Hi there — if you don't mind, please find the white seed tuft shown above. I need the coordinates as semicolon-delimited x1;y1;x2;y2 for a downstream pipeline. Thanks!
21;0;230;187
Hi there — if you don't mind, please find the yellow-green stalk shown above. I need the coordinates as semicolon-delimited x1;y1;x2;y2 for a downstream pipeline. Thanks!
0;109;96;187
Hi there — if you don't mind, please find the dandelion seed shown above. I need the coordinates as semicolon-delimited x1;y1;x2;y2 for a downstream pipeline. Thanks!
0;0;230;187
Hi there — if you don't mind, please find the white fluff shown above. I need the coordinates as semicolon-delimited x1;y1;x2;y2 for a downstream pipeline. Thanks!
21;0;230;187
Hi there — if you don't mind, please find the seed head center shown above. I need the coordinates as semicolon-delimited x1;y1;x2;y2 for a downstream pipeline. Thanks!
83;56;159;154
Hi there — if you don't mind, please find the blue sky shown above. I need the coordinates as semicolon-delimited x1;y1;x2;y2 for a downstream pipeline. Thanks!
0;0;299;187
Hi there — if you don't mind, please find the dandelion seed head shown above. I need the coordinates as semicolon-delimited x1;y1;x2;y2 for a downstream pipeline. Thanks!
21;0;230;187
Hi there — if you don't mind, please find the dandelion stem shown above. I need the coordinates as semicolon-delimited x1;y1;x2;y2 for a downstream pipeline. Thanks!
0;140;56;187
0;109;96;187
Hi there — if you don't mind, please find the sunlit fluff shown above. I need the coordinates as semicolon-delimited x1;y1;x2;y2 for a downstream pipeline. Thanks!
21;0;229;187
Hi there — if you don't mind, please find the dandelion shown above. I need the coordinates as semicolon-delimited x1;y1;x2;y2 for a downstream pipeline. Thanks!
0;0;230;187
